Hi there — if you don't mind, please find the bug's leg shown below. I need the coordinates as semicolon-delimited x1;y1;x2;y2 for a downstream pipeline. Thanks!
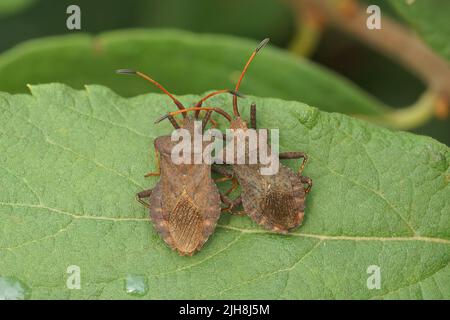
212;165;234;185
214;165;240;205
144;148;160;177
225;177;239;195
212;164;233;177
250;103;257;129
136;188;153;208
220;193;233;209
214;165;239;194
228;210;246;216
301;176;313;194
209;118;219;129
220;194;243;214
279;152;308;175
201;110;214;131
214;176;233;183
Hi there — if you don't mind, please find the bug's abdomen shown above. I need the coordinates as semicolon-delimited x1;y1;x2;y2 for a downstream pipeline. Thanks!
263;190;303;230
168;194;203;255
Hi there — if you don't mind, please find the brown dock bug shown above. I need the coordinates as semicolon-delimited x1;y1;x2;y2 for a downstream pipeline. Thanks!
117;69;236;255
212;38;313;234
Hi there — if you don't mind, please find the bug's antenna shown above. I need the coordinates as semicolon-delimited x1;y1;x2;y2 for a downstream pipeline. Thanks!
194;90;244;119
232;38;269;117
153;114;180;129
155;107;232;125
116;69;186;117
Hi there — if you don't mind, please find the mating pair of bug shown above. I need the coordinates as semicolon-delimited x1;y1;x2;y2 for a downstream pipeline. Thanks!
117;38;312;256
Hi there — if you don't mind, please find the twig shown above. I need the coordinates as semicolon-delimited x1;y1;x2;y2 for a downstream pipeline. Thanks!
288;0;450;125
356;91;437;130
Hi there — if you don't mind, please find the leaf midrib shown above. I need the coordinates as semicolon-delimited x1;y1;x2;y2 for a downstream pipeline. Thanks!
1;201;449;245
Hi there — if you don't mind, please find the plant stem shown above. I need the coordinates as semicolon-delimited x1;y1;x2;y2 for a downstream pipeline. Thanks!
356;91;437;130
288;0;450;128
288;2;326;57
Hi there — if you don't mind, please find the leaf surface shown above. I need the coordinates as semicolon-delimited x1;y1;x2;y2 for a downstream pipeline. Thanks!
0;84;448;299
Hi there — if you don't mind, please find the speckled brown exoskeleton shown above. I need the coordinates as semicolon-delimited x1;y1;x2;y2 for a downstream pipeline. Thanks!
213;39;313;233
117;69;236;255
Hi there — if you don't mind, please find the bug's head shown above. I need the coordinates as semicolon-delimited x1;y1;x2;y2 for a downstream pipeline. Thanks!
230;117;248;130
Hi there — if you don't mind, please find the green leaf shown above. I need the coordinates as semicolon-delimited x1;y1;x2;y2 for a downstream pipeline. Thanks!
388;0;450;61
0;84;449;299
0;0;35;17
0;29;386;116
136;0;295;45
0;0;293;53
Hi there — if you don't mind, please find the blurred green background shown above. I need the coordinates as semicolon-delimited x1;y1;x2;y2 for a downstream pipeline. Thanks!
0;0;448;144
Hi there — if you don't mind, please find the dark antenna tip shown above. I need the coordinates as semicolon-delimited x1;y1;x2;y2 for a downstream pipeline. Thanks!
116;69;137;75
154;114;168;124
256;38;270;52
229;90;245;98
